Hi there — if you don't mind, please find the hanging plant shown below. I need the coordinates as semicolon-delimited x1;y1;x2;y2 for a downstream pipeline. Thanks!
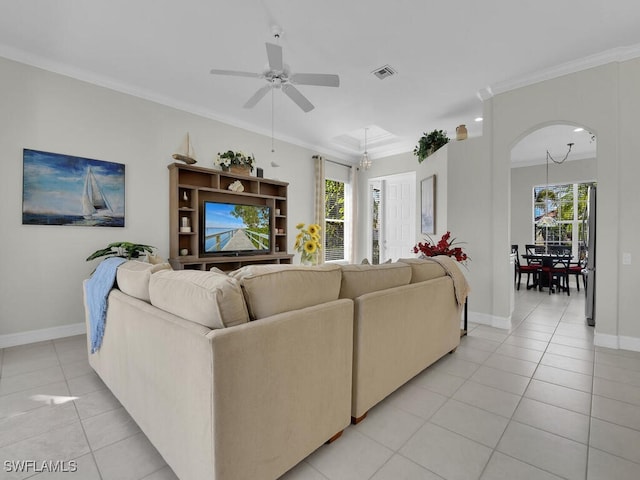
413;129;450;163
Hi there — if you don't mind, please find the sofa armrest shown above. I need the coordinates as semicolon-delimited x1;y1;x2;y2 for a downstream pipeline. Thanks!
208;298;353;480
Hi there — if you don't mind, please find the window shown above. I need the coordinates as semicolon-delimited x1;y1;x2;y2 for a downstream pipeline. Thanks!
325;179;345;261
533;182;591;256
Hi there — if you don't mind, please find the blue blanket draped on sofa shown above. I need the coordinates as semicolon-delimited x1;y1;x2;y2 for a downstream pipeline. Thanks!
85;257;126;353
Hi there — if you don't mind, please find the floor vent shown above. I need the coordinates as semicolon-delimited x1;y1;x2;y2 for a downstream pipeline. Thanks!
372;65;396;80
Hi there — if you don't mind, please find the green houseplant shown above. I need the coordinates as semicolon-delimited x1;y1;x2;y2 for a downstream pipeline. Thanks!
86;242;155;261
413;130;450;163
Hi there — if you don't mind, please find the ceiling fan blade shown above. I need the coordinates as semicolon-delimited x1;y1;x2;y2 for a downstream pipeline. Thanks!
290;73;340;87
243;85;271;109
265;42;283;72
282;84;314;112
210;69;260;78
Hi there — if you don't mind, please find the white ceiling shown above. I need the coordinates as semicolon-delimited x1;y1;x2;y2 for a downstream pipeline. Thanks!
0;1;638;163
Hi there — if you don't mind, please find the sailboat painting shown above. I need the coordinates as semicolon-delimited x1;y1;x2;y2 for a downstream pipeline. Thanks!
23;149;125;227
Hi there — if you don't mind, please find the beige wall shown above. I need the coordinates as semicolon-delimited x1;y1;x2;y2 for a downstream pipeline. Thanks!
0;57;319;342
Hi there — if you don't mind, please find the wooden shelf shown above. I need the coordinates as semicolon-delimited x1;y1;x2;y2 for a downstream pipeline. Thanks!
168;163;291;270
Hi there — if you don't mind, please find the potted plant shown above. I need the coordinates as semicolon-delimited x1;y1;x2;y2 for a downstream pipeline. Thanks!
86;242;155;261
413;130;450;163
215;150;255;174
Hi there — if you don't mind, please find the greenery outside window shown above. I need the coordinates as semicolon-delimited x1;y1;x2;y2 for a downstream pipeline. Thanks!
325;179;346;262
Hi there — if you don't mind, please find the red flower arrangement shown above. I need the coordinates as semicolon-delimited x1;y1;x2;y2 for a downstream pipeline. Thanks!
413;231;469;264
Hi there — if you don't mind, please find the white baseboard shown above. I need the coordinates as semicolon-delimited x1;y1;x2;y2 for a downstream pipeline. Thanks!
0;323;85;349
468;311;511;330
594;332;640;352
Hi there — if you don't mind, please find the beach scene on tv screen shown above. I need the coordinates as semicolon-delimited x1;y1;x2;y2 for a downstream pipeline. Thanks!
204;202;270;253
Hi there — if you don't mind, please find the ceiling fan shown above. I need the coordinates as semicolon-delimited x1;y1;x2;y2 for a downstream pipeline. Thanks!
209;33;340;113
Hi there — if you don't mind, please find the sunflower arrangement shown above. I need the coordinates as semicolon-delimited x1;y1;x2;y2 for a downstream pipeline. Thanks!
294;222;322;265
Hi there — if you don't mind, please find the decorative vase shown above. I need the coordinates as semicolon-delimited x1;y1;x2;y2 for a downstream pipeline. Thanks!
300;251;319;266
456;124;468;141
230;165;251;175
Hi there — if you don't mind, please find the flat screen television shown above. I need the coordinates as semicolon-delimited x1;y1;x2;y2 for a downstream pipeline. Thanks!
202;201;271;255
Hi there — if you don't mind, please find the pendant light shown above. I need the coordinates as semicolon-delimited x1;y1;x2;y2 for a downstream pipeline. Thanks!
360;127;372;170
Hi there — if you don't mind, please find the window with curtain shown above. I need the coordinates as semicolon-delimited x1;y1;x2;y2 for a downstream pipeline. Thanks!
324;161;351;263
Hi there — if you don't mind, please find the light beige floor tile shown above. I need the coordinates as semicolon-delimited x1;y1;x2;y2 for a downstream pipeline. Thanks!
497;421;587;480
61;359;94;380
587;447;640;480
0;422;90;478
82;406;141;451
555;324;594;340
540;352;594;375
73;387;121;419
306;427;393;480
514;322;557;334
29;453;101;480
430;355;481;379
459;336;501;353
502;335;548;352
370;454;444;480
483;353;537;377
524;379;591;415
140;466;181;480
546;342;595;361
0;381;72;420
400;422;492;480
354;401;424;451
596;346;640;360
550;334;594;350
430;399;509;448
480;451;564;480
511;328;553;342
67;371;106;396
595;351;640;372
493;344;544;363
1;354;60;378
279;461;327;480
412;368;466;397
0;401;78;448
387;384;447;420
2;342;56;364
468;326;509;343
453;381;521;418
513;397;590;444
594;363;640;387
591;395;640;432
533;364;593;393
0;366;65;396
470;366;531;395
93;432;167;480
589;418;640;464
593;377;640;406
54;344;88;366
453;345;493;364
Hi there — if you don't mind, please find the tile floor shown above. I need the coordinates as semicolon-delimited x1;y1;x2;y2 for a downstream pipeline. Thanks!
2;288;640;479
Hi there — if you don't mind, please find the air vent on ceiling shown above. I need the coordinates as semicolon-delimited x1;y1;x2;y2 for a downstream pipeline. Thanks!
371;65;396;80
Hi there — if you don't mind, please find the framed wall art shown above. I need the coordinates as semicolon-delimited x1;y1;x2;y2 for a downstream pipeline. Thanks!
420;175;435;235
22;149;125;227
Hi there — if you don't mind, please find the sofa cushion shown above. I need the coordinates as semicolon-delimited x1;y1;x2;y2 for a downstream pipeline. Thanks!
339;263;411;299
116;260;172;302
149;270;249;329
228;264;342;320
397;258;447;283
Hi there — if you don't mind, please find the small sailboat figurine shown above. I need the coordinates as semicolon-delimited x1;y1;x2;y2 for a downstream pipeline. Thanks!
172;133;197;165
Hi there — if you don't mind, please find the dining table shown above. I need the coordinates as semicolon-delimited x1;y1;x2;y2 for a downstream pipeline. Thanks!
521;253;573;292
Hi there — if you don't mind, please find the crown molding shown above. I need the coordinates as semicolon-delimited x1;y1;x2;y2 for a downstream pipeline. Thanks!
479;43;640;100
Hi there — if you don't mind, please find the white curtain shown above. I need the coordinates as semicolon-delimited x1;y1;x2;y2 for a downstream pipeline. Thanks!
313;155;326;264
349;165;359;263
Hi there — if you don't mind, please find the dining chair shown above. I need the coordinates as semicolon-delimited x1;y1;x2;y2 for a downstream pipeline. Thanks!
517;245;541;290
542;254;571;295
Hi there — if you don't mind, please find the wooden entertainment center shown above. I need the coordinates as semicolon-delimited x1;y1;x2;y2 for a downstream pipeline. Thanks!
168;163;293;271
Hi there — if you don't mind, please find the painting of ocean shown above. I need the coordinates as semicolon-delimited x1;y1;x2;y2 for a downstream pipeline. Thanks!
22;149;125;227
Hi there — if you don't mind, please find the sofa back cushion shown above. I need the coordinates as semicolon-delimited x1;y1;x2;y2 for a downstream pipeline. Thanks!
397;258;447;283
339;263;411;299
116;260;172;302
149;270;249;329
228;264;342;320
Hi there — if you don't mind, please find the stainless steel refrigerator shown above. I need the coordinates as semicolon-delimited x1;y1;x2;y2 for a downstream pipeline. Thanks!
585;185;596;326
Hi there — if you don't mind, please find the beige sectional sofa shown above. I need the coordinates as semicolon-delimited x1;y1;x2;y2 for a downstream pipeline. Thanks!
83;257;467;480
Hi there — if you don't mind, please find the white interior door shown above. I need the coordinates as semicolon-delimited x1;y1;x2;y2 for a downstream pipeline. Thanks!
380;172;416;262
